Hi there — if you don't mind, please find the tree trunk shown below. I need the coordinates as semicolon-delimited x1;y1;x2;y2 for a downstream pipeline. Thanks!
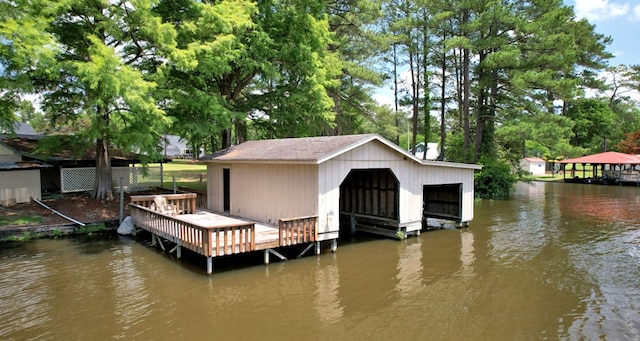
221;128;232;149
439;28;447;161
409;48;418;154
94;136;114;200
393;44;400;146
462;8;471;157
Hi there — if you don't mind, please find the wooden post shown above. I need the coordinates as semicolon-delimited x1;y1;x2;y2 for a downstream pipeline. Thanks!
350;214;356;235
207;257;213;275
331;239;337;252
119;177;124;224
315;241;321;255
264;249;270;265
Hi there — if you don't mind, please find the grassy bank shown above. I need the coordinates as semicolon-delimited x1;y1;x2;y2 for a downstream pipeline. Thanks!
139;159;207;190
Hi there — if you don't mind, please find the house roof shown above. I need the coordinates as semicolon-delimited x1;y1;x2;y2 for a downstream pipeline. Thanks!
523;157;545;163
0;160;52;171
0;135;162;164
204;134;482;170
559;151;640;165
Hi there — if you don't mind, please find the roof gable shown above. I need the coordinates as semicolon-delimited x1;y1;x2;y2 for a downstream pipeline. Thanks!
204;134;482;170
204;134;381;164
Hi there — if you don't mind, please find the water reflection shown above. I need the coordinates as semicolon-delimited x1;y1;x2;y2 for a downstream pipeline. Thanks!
459;230;475;277
395;239;423;296
108;245;152;339
314;257;343;324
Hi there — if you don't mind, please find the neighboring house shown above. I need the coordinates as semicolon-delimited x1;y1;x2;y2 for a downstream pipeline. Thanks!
162;135;203;159
162;135;184;158
13;122;36;135
521;157;546;175
0;134;168;195
412;142;439;160
203;134;482;240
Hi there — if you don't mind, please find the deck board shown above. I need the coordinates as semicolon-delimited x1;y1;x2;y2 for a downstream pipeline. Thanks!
175;211;281;250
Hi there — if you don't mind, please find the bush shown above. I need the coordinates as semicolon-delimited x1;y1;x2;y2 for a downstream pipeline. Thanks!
475;156;517;199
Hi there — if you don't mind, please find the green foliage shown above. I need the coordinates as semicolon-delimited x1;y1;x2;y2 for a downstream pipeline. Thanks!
474;156;517;199
565;98;616;153
444;131;474;163
77;223;107;235
1;230;44;243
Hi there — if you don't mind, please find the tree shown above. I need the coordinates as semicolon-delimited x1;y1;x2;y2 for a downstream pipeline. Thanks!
325;0;387;136
2;0;177;199
565;98;616;153
160;0;340;150
154;0;256;153
616;131;640;154
0;0;51;133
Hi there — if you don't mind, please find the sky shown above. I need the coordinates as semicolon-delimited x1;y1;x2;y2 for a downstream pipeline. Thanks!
567;0;640;66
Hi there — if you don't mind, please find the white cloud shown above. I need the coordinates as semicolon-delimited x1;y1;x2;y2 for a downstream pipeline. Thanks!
633;4;640;21
372;92;394;108
573;0;630;21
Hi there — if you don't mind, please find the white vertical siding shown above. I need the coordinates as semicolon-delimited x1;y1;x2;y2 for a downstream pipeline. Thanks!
221;163;318;224
206;164;224;211
0;169;42;204
317;140;477;238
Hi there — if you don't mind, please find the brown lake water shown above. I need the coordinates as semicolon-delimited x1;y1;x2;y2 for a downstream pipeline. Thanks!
1;182;640;340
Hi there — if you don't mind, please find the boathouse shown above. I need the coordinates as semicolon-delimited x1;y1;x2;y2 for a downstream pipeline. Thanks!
203;134;481;241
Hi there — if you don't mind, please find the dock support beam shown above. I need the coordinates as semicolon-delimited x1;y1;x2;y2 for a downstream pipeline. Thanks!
331;239;337;252
264;249;287;265
297;243;316;258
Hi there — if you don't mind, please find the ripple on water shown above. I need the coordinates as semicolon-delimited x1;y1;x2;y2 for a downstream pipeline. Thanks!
0;252;54;340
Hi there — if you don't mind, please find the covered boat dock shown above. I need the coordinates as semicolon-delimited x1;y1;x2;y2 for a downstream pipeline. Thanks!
559;151;640;185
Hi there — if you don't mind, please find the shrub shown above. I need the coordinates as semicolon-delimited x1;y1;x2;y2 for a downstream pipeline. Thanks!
475;156;517;199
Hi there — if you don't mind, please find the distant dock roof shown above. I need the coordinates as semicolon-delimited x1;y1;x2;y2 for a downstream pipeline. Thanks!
560;151;640;165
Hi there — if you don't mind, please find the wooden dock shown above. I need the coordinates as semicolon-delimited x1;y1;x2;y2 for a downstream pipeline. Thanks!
129;193;324;274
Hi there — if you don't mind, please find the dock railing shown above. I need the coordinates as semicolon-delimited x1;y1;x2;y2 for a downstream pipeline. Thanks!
130;193;198;215
130;203;208;255
177;186;207;208
129;203;256;257
279;215;318;246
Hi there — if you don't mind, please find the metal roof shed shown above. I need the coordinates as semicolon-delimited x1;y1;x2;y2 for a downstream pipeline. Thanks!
203;134;482;240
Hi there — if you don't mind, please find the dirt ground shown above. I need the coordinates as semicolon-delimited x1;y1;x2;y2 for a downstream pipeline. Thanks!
0;194;129;229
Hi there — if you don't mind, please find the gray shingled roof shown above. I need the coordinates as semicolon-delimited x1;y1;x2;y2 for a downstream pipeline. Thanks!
203;134;483;170
204;134;382;163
